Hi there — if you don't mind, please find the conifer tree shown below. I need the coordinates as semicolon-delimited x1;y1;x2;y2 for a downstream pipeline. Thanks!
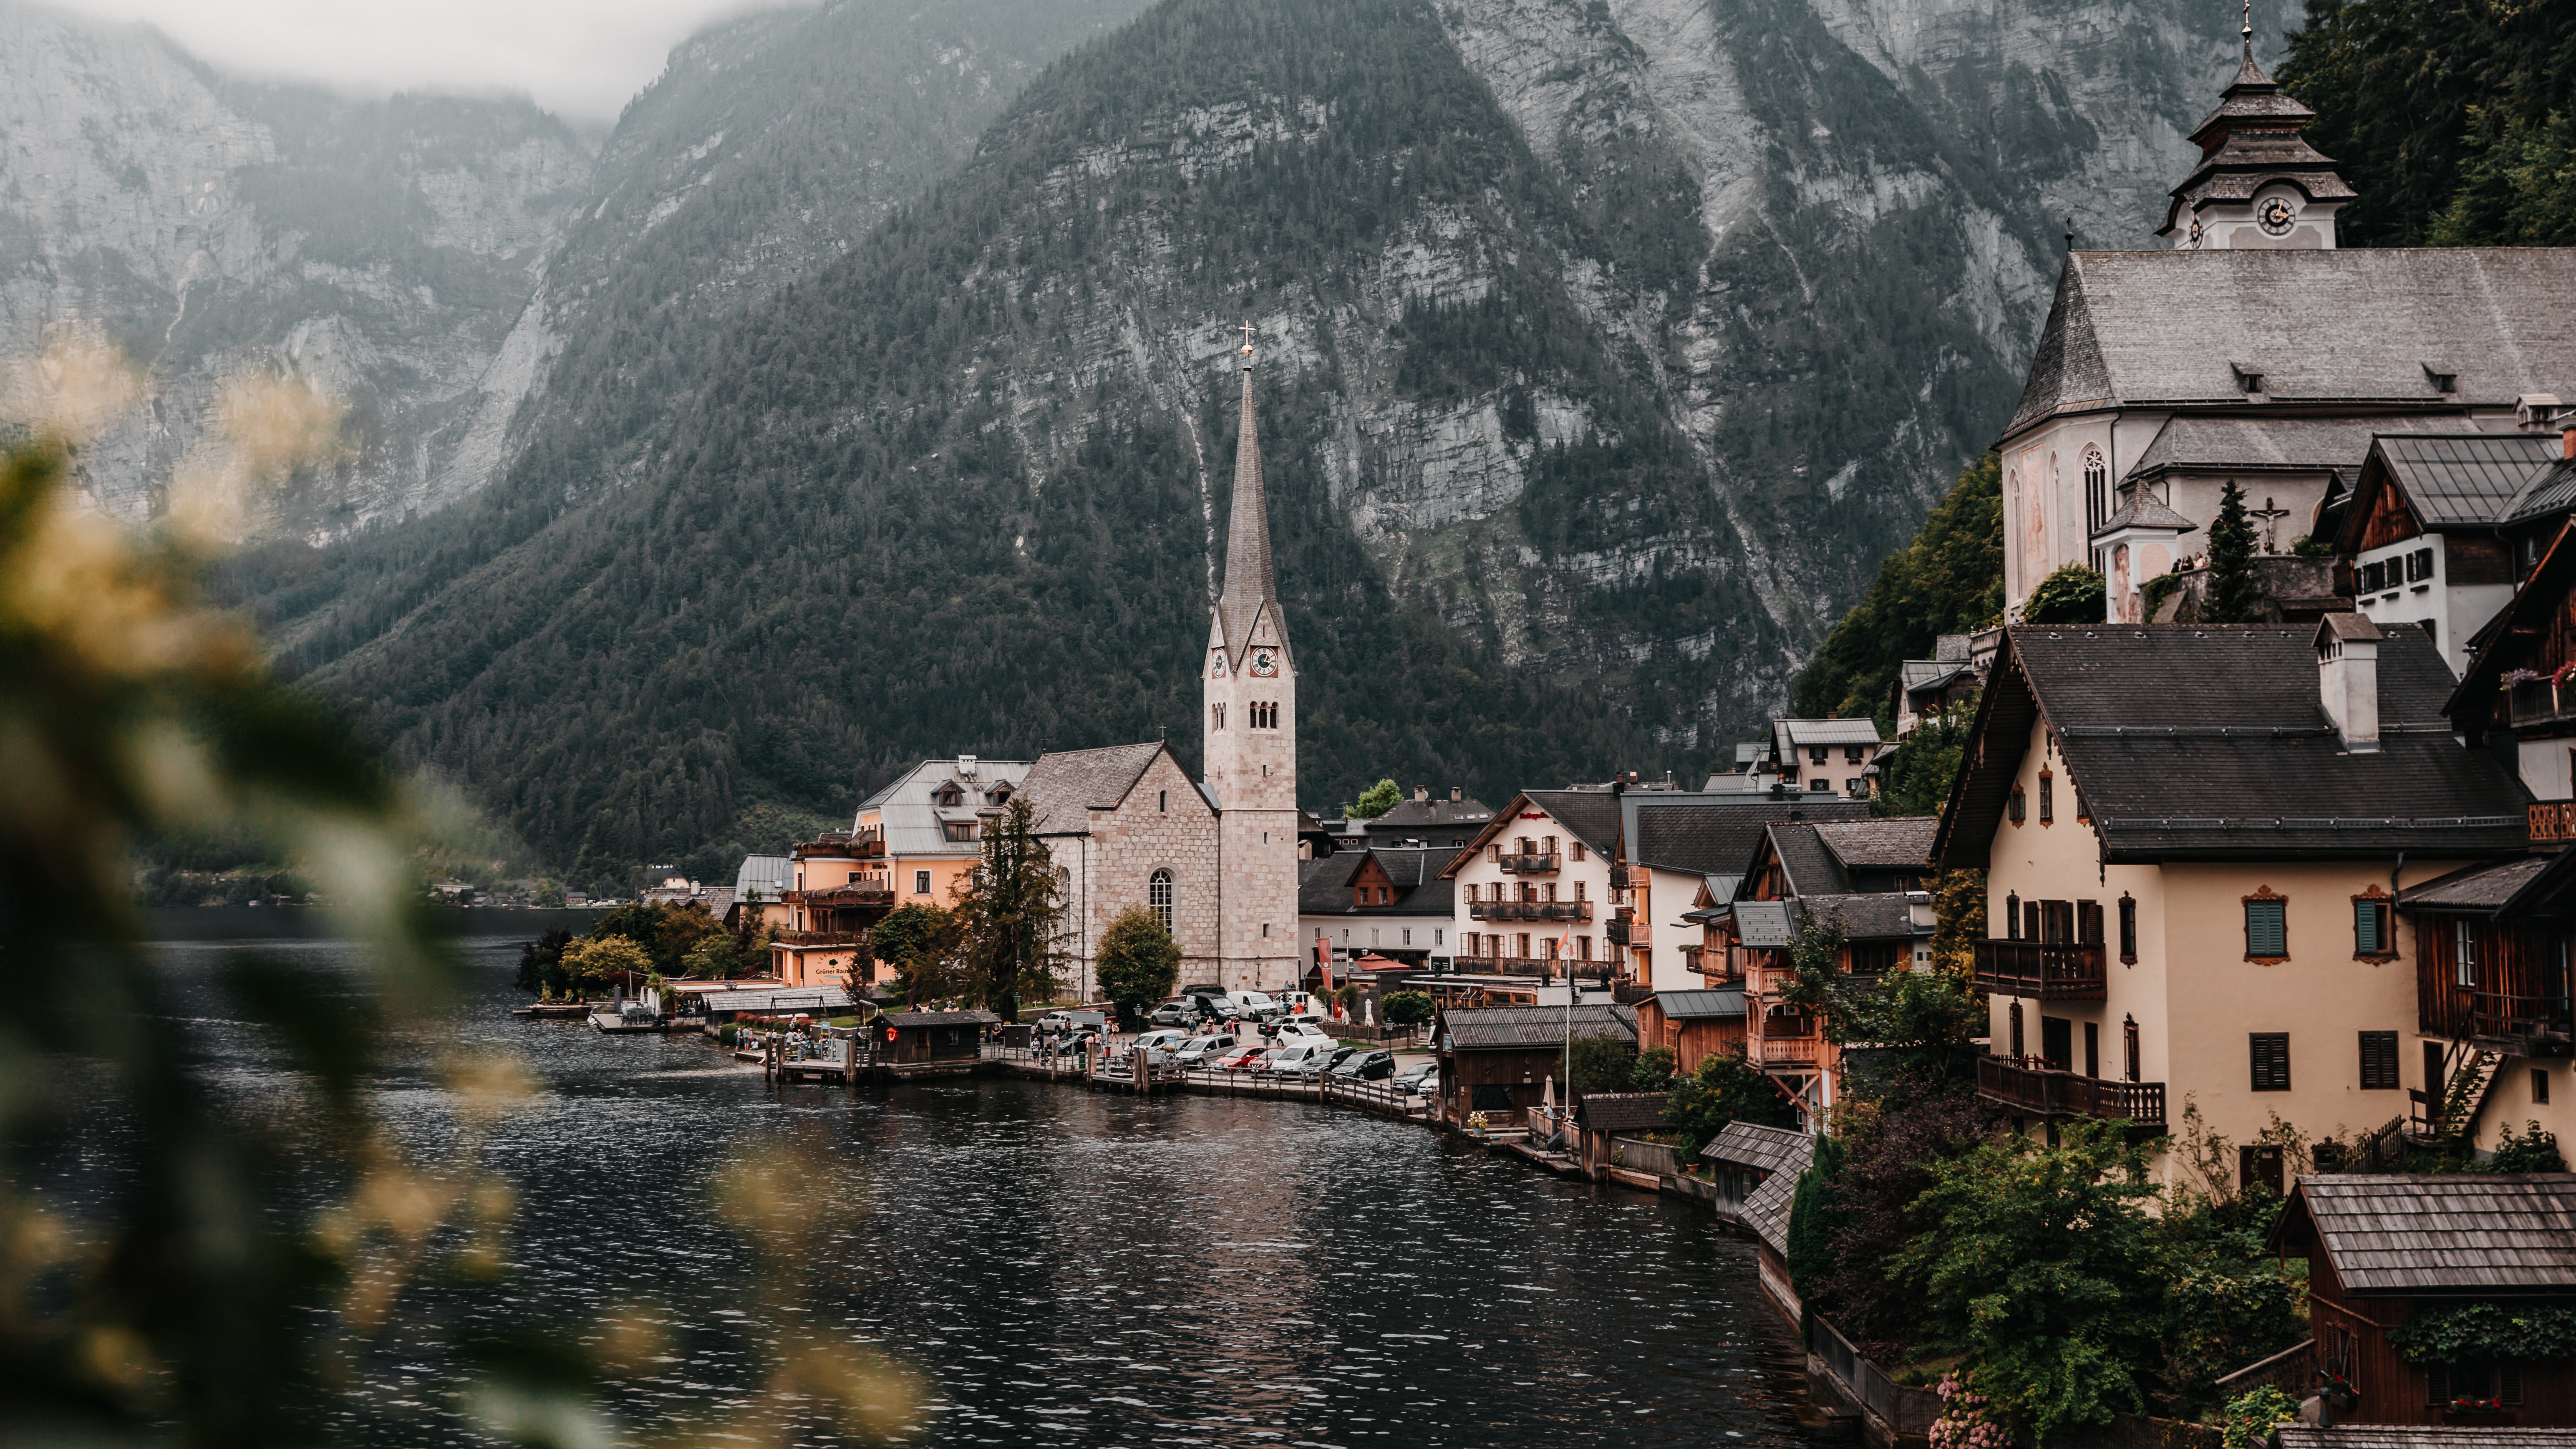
2203;481;2265;624
953;798;1067;1022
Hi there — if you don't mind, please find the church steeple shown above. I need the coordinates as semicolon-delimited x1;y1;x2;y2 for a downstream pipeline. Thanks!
1216;323;1287;663
2158;0;2354;249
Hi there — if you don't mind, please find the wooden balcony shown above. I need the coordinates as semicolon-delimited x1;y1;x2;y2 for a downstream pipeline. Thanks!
2531;799;2576;849
1497;852;1561;874
2420;985;2576;1056
1972;939;2106;1000
1469;900;1592;922
772;930;871;947
1976;1056;2166;1131
1754;1035;1818;1067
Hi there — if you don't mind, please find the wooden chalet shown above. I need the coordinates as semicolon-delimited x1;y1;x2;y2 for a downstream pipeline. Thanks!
870;1009;1000;1076
773;829;896;987
1432;1003;1636;1127
1633;988;1747;1076
2273;1175;2576;1426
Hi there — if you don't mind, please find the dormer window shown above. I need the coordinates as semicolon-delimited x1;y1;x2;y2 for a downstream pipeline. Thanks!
2422;361;2458;394
987;782;1012;805
936;784;965;808
2231;360;2266;395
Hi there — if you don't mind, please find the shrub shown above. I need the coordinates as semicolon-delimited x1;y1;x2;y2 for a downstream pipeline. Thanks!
1380;990;1432;1026
2220;1386;2301;1449
1631;1046;1676;1092
2022;564;2106;625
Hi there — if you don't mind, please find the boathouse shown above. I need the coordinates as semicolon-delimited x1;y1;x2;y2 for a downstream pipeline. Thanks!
2272;1174;2576;1426
1432;1003;1635;1127
874;1009;1001;1075
1702;1121;1816;1318
1571;1091;1671;1182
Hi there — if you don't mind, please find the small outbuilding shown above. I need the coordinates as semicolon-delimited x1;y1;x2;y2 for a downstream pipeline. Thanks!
871;1010;1002;1076
2272;1174;2576;1426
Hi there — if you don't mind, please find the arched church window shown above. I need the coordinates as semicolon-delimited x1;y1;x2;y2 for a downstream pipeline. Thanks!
1149;870;1174;933
2083;446;2109;532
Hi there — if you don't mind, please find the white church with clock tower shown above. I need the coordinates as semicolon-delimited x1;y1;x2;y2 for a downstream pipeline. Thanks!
1016;327;1305;995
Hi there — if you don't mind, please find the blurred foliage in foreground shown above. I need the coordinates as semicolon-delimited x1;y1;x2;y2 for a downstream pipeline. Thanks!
0;340;916;1446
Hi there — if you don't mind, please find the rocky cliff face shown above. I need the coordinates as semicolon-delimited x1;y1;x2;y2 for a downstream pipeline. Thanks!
0;1;590;535
209;0;2304;881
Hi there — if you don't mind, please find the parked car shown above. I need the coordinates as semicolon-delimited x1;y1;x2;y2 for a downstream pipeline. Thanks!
1270;1043;1337;1076
1269;1019;1332;1044
1331;1049;1397;1081
1036;1009;1107;1033
1392;1059;1438;1093
1316;1046;1362;1074
1174;1035;1235;1065
1130;1029;1190;1064
1215;1046;1269;1071
1147;1002;1198;1028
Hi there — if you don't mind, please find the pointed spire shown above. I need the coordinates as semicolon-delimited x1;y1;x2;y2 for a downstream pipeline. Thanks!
1217;322;1284;660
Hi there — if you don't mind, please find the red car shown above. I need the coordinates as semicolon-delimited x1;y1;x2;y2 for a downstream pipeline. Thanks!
1215;1046;1269;1071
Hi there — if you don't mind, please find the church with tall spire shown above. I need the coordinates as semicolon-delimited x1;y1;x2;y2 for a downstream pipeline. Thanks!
1011;323;1304;997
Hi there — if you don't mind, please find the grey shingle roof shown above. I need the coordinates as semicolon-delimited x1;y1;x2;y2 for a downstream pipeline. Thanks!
1365;795;1495;832
1440;1004;1636;1050
1633;800;1873;878
1741;1154;1806;1254
2400;857;2550;912
1519;789;1624;857
1702;1120;1815;1173
1653;988;1746;1021
2276;1430;2576;1449
1812;818;1941;872
2281;1174;2576;1293
1767;822;1851;896
1777;718;1885;748
669;983;860;1013
1797;893;1928;942
2122;416;2492;485
2006;249;2576;436
880;1009;1003;1028
1297;847;1457;915
1018;743;1170;835
1575;1092;1671;1132
2374;434;2566;528
1940;627;2531;866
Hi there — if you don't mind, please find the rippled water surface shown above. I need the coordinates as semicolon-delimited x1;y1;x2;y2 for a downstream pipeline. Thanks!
69;914;1830;1447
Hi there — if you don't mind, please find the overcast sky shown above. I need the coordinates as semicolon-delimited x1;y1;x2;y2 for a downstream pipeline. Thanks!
56;0;798;126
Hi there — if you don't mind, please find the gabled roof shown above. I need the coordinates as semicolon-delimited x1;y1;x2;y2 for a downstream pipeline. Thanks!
1439;1003;1636;1050
2005;249;2576;438
1701;1120;1813;1175
1018;742;1179;835
1739;1150;1807;1255
1632;799;1873;878
1574;1092;1671;1132
1363;795;1495;833
1442;789;1623;874
1777;718;1883;748
1651;988;1746;1021
2399;857;2550;913
1763;823;1851;896
2121;416;2488;488
2337;434;2567;549
2504;458;2576;526
1936;626;2530;867
734;854;793;900
855;757;1038;858
1812;818;1940;872
1297;847;1457;916
1796;892;1930;942
2273;1174;2576;1294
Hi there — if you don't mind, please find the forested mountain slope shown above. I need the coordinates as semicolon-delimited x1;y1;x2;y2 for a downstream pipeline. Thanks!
219;0;2296;884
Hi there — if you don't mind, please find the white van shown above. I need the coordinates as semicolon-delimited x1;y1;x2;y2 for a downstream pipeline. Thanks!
1223;990;1281;1018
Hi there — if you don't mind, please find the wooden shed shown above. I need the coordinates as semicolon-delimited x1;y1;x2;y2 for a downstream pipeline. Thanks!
871;1009;1001;1077
1572;1091;1671;1182
1701;1121;1817;1320
1432;1004;1635;1128
1633;988;1747;1076
2273;1174;2576;1426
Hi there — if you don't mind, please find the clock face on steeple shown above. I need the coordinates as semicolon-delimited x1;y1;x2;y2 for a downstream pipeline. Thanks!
2256;196;2296;236
1250;648;1278;678
1210;650;1229;679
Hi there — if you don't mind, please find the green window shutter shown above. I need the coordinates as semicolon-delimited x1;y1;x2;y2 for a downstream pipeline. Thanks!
2246;899;2287;958
2353;899;2382;955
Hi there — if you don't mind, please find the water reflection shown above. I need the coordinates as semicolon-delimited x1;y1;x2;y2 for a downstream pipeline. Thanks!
96;914;1828;1446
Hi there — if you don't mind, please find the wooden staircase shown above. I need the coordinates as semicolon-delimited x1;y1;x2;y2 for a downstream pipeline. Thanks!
2410;1041;2507;1144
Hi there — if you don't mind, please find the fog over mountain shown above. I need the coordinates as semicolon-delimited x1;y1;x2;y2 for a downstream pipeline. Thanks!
2;0;2296;882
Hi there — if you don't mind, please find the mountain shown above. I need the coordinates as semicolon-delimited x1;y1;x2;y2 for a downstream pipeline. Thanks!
203;0;2299;887
0;0;590;535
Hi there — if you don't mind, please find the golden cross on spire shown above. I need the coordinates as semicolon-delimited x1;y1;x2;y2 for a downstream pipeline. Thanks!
1240;320;1255;353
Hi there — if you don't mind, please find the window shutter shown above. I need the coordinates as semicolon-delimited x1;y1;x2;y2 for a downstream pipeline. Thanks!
2353;899;2386;955
2245;899;2288;958
2360;1031;2398;1090
2117;897;2138;961
2250;1031;2291;1091
2077;900;2103;947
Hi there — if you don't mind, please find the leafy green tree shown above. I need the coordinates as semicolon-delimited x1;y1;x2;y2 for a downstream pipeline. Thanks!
1894;1120;2165;1441
682;925;774;980
1381;990;1433;1026
2021;564;2105;625
1565;1032;1636;1094
562;934;655;987
871;902;963;1007
2487;1119;2568;1172
953;797;1066;1022
1665;1049;1799;1154
515;928;574;995
1631;1046;1677;1092
1350;779;1401;818
584;898;726;976
2202;481;2266;624
1096;903;1181;1028
1809;1087;1997;1349
1795;452;2004;721
1827;963;1989;1095
1875;703;1974;819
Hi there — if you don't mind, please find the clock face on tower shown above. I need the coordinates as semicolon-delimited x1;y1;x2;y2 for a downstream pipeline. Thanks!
1209;650;1228;678
2256;196;2296;236
1251;648;1278;678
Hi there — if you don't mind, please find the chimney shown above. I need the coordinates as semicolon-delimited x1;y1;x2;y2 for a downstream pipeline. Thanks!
2560;409;2576;461
2316;614;2383;753
1414;785;1428;802
1450;786;1462;801
957;754;978;777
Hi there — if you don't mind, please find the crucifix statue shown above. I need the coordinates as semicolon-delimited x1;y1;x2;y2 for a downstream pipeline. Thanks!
2249;494;2293;553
